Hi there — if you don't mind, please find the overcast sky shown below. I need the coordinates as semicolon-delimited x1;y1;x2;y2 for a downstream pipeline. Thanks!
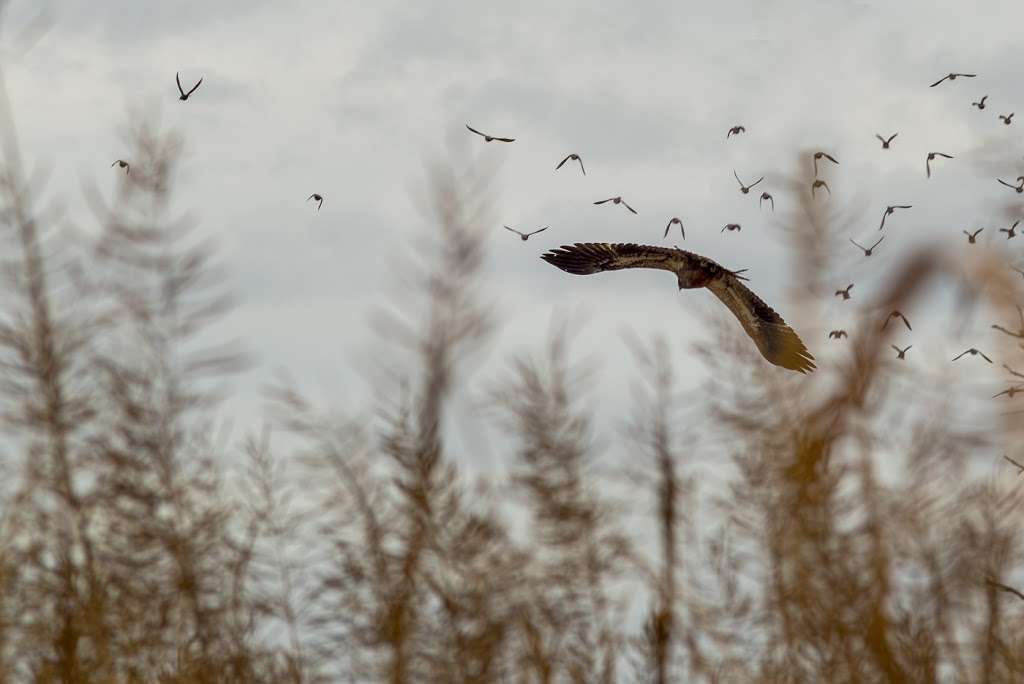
3;0;1023;475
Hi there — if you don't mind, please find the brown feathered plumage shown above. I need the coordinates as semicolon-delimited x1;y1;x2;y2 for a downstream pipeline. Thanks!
540;243;815;373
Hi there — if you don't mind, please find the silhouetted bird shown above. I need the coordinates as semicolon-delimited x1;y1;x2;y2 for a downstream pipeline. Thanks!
726;125;745;138
926;152;953;178
594;196;637;214
813;151;839;176
504;225;548;241
828;330;848;339
999;221;1019;239
176;72;203;101
721;223;742;233
1000;113;1015;125
882;310;912;331
307;193;323;211
929;72;976;87
759;191;774;211
879;204;912;230
993;386;1023;398
997;177;1024;193
876;133;898;149
556;153;585;175
835;283;853;300
111;159;129;174
953;348;992;363
963;228;983;243
734;171;763;194
850;235;884;256
811;179;831;197
973;95;988;109
465;124;514;142
664;217;684;239
892;344;912;359
540;242;816;372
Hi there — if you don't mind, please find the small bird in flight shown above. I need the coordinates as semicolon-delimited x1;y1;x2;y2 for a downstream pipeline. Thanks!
892;344;912;359
882;310;912;331
879;205;912;230
111;159;129;174
465;124;515;142
876;133;898;149
952;348;992;363
963;228;983;243
828;330;848;340
734;171;764;194
835;283;853;300
540;242;815;372
993;386;1023;399
307;193;323;211
721;223;742;233
504;225;548;241
850;235;884;257
556;153;585;175
1000;113;1015;125
813;151;839;176
997;177;1024;194
929;72;976;87
664;217;685;239
594;196;637;214
176;72;203;101
1005;455;1024;475
926;152;953;178
973;95;988;109
759;191;774;211
999;221;1019;239
811;179;831;197
726;125;746;138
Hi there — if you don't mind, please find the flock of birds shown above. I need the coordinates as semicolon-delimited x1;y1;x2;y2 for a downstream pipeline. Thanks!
106;72;1022;386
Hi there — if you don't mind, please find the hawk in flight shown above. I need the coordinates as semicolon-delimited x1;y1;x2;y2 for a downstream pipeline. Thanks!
540;243;815;373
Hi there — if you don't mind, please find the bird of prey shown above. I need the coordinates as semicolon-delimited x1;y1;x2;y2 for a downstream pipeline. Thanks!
734;171;764;194
540;242;816;373
999;221;1019;239
963;228;983;243
664;217;685;239
892;344;912;359
726;125;746;138
307;193;323;211
759;192;774;211
176;72;203;101
835;283;853;300
721;223;742;233
1000;113;1015;125
973;95;989;109
876;133;898;149
953;348;993;363
594;196;637;214
929;72;976;87
882;310;912;331
504;225;548;241
879;204;912;230
997;177;1024;194
813;151;839;176
926;152;953;178
465;124;515;142
993;386;1023;398
811;179;831;197
850;235;884;256
828;330;848;339
556;153;585;175
111;159;129;174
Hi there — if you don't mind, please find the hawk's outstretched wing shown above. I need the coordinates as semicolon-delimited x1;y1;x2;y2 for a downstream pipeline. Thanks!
541;243;815;373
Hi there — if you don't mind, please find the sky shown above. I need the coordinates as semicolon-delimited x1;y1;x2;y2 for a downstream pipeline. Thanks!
2;0;1023;478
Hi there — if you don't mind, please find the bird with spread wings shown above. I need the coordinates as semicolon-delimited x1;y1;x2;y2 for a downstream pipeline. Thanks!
540;243;815;373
